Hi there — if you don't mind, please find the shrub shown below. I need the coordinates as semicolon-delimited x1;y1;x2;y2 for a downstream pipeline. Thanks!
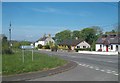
51;45;58;52
75;48;91;52
2;48;13;54
38;44;43;49
98;49;102;51
58;45;68;50
44;45;50;49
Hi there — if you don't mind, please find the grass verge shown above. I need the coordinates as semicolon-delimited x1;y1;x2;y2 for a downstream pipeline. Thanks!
2;49;67;76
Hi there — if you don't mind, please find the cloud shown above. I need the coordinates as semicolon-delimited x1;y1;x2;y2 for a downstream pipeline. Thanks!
31;7;92;17
31;7;58;13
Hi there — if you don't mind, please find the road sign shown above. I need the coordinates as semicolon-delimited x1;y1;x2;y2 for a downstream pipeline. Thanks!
20;45;34;63
20;45;34;50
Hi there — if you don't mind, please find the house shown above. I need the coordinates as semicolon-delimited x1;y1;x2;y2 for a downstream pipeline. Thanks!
35;34;55;48
58;38;90;50
96;34;120;52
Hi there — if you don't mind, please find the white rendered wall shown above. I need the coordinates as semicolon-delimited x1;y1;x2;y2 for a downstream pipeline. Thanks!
96;44;119;52
76;41;90;48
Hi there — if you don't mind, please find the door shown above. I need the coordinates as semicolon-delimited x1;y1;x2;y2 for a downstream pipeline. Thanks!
116;45;118;51
106;45;108;52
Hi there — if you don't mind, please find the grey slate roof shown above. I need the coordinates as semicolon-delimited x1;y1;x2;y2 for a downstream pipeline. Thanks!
96;34;120;45
58;39;83;46
36;37;47;42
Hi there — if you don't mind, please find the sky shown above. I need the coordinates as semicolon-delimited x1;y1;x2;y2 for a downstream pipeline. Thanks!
2;0;120;2
2;2;118;41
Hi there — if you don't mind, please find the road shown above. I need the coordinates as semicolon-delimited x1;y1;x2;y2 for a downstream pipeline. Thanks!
29;50;119;81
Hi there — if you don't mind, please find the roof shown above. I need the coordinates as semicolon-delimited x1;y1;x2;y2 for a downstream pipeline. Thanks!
36;37;47;42
58;39;83;46
96;34;120;45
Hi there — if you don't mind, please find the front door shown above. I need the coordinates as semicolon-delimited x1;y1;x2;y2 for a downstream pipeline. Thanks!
106;45;108;52
116;45;118;51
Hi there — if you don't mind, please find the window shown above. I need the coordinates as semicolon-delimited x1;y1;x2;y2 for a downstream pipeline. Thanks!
77;46;80;48
83;46;86;48
100;45;102;48
111;45;113;50
116;45;118;51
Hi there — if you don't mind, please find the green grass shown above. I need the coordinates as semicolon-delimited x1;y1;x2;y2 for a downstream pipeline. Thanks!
2;49;67;76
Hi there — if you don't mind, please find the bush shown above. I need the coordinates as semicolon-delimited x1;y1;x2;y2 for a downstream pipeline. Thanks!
2;48;13;54
38;44;43;49
58;45;69;50
51;45;58;52
75;48;91;52
44;45;50;49
98;49;102;51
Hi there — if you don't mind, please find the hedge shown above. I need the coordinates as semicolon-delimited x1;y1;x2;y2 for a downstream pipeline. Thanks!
75;48;91;52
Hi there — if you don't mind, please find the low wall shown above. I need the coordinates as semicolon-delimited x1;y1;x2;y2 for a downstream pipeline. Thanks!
38;49;51;51
78;51;118;55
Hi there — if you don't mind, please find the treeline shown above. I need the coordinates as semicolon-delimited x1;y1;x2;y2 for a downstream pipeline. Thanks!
55;26;103;44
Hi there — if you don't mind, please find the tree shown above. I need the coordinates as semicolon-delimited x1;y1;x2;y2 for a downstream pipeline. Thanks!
80;28;97;45
12;41;21;49
1;35;13;54
105;29;117;34
92;26;103;35
12;41;31;49
55;30;72;43
72;30;81;39
20;41;31;46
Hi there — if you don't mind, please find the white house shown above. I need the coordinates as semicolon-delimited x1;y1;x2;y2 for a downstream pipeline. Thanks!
76;41;90;49
35;35;55;48
58;39;90;50
96;34;120;52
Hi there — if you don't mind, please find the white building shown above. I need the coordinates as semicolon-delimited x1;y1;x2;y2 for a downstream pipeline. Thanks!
35;35;55;48
96;34;120;52
76;41;90;49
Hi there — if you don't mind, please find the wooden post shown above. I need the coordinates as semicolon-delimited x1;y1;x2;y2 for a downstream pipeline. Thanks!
32;49;34;61
22;49;25;63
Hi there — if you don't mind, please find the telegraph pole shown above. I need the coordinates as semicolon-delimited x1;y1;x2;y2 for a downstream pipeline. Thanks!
9;21;12;49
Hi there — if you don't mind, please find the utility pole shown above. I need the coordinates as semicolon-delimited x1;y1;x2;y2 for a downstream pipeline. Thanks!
9;21;12;49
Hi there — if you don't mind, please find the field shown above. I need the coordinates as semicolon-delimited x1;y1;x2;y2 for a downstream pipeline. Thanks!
2;49;67;75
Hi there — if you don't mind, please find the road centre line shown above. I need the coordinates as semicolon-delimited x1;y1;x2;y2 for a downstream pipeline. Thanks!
89;66;94;69
71;60;118;76
100;70;105;72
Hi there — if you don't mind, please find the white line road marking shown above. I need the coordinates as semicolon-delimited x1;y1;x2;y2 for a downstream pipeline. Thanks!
85;65;89;67
114;73;119;76
82;64;86;66
111;71;116;73
106;70;111;72
89;66;93;69
100;70;105;72
70;60;118;76
106;71;112;74
79;64;82;65
95;68;100;70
